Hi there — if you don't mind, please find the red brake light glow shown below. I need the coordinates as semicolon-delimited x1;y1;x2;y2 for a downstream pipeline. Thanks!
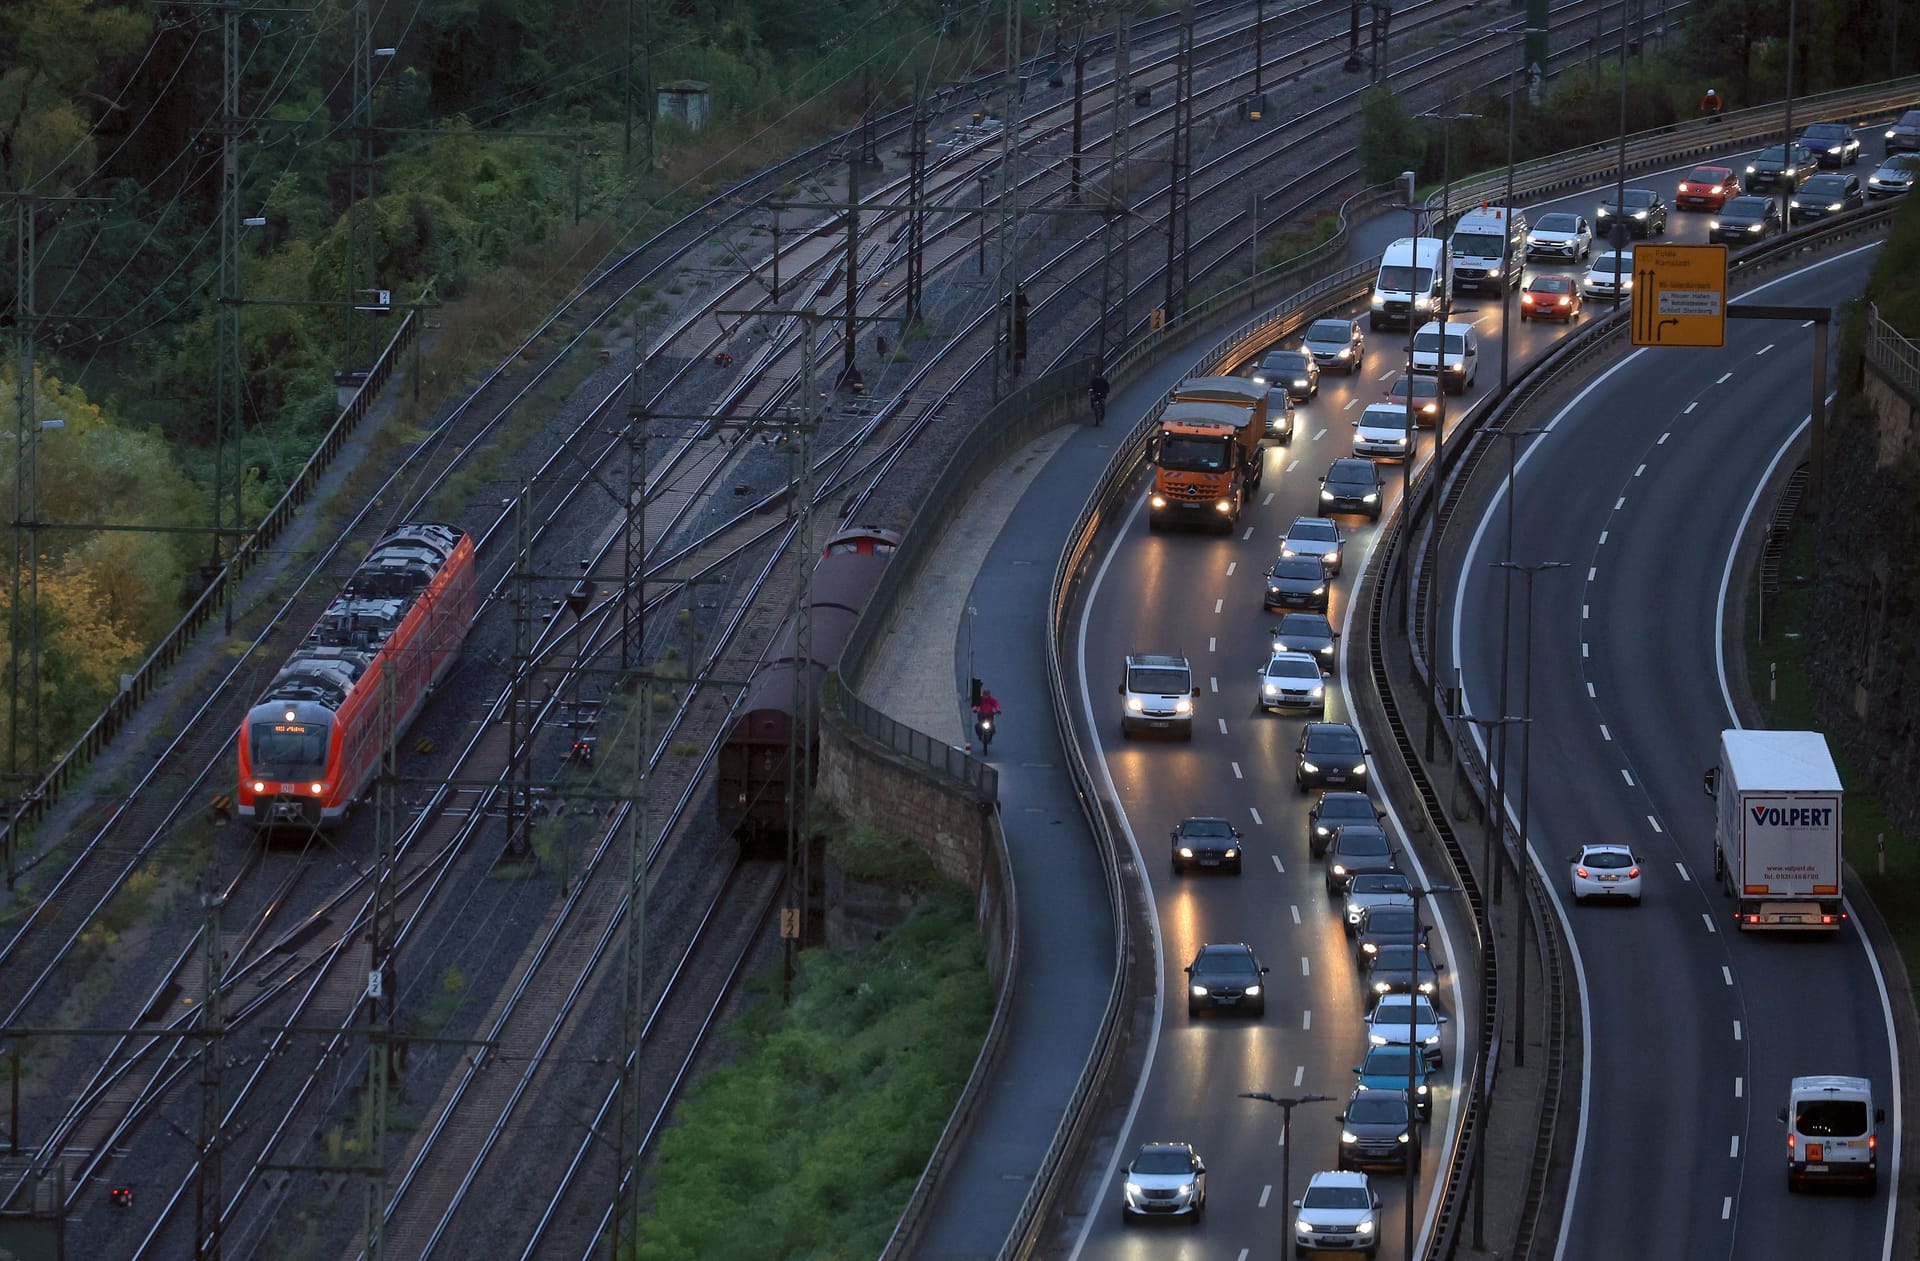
1628;866;1641;878
1575;866;1590;879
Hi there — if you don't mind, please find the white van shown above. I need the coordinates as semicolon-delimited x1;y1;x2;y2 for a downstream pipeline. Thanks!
1409;320;1480;394
1782;1075;1885;1192
1370;237;1448;330
1449;206;1527;293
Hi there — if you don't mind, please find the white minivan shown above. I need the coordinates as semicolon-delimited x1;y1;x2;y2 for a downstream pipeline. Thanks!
1449;206;1527;293
1369;236;1448;330
1409;320;1480;394
1782;1075;1885;1193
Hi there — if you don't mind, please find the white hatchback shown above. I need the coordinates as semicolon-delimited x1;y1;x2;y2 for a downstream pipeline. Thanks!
1582;252;1635;302
1569;843;1642;904
1293;1170;1383;1255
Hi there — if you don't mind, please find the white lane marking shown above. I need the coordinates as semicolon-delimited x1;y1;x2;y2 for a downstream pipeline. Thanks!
1233;761;1244;779
1634;463;1647;476
1239;1251;1251;1261
1600;724;1612;741
1302;1010;1311;1030
1599;530;1609;545
1260;1186;1272;1208
1587;682;1596;697
1215;598;1224;614
1272;855;1285;875
1287;459;1299;473
1346;397;1361;410
1722;1197;1733;1220
1244;526;1255;540
1588;566;1597;580
1658;431;1672;443
1583;604;1590;619
1228;561;1238;576
1614;497;1625;510
1210;637;1217;652
1730;1135;1740;1157
1676;862;1690;881
1379;368;1395;381
1290;904;1301;923
1250;806;1263;825
1684;402;1698;414
1649;816;1663;833
1736;1076;1744;1098
1210;677;1219;692
1734;1020;1742;1041
1313;427;1327;441
1263;494;1275;506
1582;643;1590;658
1723;966;1734;986
1703;913;1718;933
1757;343;1775;356
1219;718;1229;734
1302;956;1312;976
1802;319;1815;328
1295;1065;1305;1087
1620;768;1633;786
1716;372;1733;384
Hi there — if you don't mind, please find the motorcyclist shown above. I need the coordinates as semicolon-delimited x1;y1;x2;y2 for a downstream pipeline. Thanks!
972;688;1002;749
1088;372;1111;425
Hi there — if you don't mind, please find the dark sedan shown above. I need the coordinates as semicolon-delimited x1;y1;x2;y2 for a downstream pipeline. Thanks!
1319;458;1383;521
1354;903;1428;962
1256;348;1320;402
1171;816;1243;874
1520;274;1581;323
1798;122;1861;167
1595;187;1668;238
1709;195;1784;245
1272;611;1338;672
1744;143;1815;192
1186;942;1268;1017
1323;823;1396;895
1789;173;1864;223
1263;556;1330;611
1364;942;1443;997
1296;721;1368;792
1337;1090;1419;1172
1309;789;1380;857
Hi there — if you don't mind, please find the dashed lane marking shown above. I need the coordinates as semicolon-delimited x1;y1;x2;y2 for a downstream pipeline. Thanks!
1272;855;1286;874
1757;343;1775;356
1219;718;1229;734
1287;459;1299;473
1675;862;1690;881
1587;682;1596;697
1730;1135;1740;1157
1704;913;1718;934
1302;1010;1311;1030
1233;762;1244;779
1736;1076;1743;1097
1716;372;1733;384
1313;427;1327;441
1302;957;1311;976
1211;677;1219;692
1228;561;1238;576
1723;966;1733;986
1295;1065;1305;1087
1250;806;1263;825
1290;904;1301;923
1734;1020;1742;1041
1684;402;1698;414
1600;724;1611;741
1260;1187;1272;1209
1621;768;1633;786
1215;598;1224;613
1649;816;1663;833
1635;463;1647;476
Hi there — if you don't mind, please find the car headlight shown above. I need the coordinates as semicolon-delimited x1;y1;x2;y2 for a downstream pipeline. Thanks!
1312;585;1326;595
1176;1181;1197;1197
1418;980;1436;993
1125;1181;1144;1197
1126;697;1145;712
1320;489;1334;500
1373;980;1392;993
1632;210;1647;219
1252;372;1270;384
1748;222;1764;231
1424;1033;1442;1044
1151;494;1167;508
1828;146;1842;155
1245;984;1262;996
1293;377;1309;388
1174;698;1193;714
1890;129;1899;139
1785;166;1797;177
1320;552;1338;566
1745;164;1757;173
1370;1032;1389;1045
309;782;327;794
1353;764;1368;775
1361;942;1378;955
1269;586;1283;596
1828;201;1843;211
1621;277;1633;289
1370;294;1385;307
1179;846;1195;857
1297;1218;1317;1232
1414;295;1433;310
1789;199;1801;208
1416;1084;1429;1095
1281;546;1298;558
1309;686;1324;697
1342;1130;1360;1143
1301;760;1320;773
1223;848;1238;859
1362;493;1378;503
1707;219;1719;230
1356;1221;1374;1236
1264;682;1280;694
1398;1132;1412;1144
1448;361;1465;373
1215;499;1233;513
1336;347;1352;358
1331;862;1348;875
1191;984;1209;996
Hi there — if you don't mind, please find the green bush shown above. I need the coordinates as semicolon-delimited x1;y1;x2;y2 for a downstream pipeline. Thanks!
631;891;989;1261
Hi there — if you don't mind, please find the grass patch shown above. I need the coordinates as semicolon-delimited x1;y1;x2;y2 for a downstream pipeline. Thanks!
821;814;943;891
1748;519;1920;964
416;964;469;1035
630;890;989;1261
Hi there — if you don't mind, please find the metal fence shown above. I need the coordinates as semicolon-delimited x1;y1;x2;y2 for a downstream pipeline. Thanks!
1867;302;1920;403
836;688;998;797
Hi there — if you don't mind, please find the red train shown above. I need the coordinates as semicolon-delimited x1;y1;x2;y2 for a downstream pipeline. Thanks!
237;522;478;830
715;526;900;844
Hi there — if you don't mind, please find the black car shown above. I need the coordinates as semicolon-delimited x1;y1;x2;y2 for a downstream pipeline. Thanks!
1337;1090;1419;1172
1887;109;1920;155
1595;187;1668;238
1265;385;1297;443
1354;903;1429;962
1301;317;1366;375
1263;556;1330;611
1309;789;1380;857
1273;612;1338;672
1709;195;1784;245
1319;458;1383;521
1798;122;1861;168
1172;816;1243;874
1297;721;1367;792
1323;823;1396;895
1744;143;1816;192
1256;348;1320;402
1343;872;1416;932
1790;173;1864;223
1186;942;1269;1017
1364;942;1443;997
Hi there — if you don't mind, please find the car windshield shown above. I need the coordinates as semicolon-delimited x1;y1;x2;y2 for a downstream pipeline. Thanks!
1338;830;1390;857
1755;145;1794;164
1132;1147;1194;1174
1291;519;1338;542
1583;849;1634;869
1451;231;1505;255
1411;331;1466;355
1361;408;1409;429
1128;667;1189;693
1878;158;1919;174
249;720;330;779
1802;176;1849;195
1685;168;1726;184
1270;557;1324;581
1350;874;1409;894
1347;1095;1407;1124
1377;264;1435;292
1725;197;1768;215
1304;1186;1373;1210
1388;377;1438;398
1182;819;1233;838
1268;657;1320;679
1373;997;1436;1022
1365;1048;1421;1076
1796;1099;1869;1136
1366;906;1417;931
1266;351;1310;371
1534;212;1579;232
1802;124;1847;141
1625;190;1657;208
1310;727;1363;754
1157;433;1232;471
1307;320;1353;342
1372;945;1426;969
1530;276;1573;294
1591;253;1631;271
1278;614;1331;636
1901;111;1920;128
1198;949;1258;975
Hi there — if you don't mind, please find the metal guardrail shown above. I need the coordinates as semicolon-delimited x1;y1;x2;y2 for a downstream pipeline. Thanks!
835;689;998;797
1867;301;1920;402
3;298;423;846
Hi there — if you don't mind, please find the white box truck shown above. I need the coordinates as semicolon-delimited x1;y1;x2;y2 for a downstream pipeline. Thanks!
1704;729;1844;931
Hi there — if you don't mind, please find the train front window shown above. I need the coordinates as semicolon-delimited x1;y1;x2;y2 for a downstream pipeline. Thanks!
250;722;329;780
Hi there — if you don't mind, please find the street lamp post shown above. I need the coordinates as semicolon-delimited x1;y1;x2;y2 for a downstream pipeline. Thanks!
1240;1090;1333;1239
1454;712;1529;904
1779;0;1798;229
1493;558;1567;1068
1493;26;1548;396
1402;882;1461;1260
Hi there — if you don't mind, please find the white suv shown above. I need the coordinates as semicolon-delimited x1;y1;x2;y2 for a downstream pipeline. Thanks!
1293;1170;1383;1255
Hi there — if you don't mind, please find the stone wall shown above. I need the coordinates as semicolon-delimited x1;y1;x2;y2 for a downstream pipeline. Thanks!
815;705;993;892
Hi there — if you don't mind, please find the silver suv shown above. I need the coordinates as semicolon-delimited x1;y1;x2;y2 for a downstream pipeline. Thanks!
1120;653;1197;740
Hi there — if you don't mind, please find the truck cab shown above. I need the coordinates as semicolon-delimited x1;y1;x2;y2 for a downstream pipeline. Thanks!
1150;389;1263;531
1781;1075;1884;1193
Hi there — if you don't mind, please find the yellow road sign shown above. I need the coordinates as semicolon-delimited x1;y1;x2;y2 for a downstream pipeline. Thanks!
1631;244;1728;347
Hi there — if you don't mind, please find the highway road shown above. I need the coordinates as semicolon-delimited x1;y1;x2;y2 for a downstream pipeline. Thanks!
1058;122;1904;1260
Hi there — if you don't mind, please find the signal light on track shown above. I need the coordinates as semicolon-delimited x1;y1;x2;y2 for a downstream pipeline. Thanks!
110;1187;134;1207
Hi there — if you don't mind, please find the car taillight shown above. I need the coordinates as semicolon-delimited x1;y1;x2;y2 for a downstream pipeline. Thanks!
1628;866;1640;878
1575;866;1590;878
1821;914;1835;924
1788;1133;1796;1151
1870;1134;1877;1151
1747;914;1760;924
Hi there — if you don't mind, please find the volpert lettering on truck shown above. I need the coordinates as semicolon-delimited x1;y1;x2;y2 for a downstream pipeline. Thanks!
1752;805;1835;828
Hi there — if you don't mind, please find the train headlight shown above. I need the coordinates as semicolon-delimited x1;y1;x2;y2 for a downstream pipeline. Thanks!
310;782;327;795
252;781;265;793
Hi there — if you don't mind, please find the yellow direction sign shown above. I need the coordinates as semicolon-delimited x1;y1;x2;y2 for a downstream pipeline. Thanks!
1631;244;1728;347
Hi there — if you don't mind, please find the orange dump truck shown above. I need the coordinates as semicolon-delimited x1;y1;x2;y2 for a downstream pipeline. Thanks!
1149;377;1267;531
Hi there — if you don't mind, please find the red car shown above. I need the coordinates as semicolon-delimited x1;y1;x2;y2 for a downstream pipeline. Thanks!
1676;165;1736;211
1383;374;1442;428
1520;274;1583;322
